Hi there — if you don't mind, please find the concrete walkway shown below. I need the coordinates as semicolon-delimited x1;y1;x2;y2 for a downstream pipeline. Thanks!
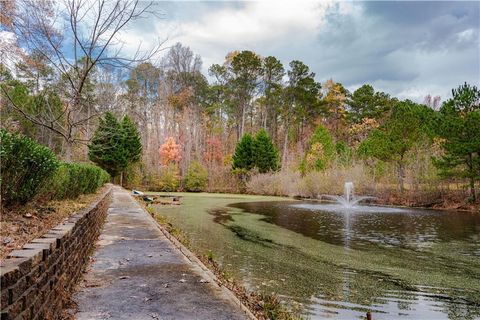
74;187;249;320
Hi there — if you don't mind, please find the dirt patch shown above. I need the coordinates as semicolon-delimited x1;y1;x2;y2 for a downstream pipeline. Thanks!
0;184;111;260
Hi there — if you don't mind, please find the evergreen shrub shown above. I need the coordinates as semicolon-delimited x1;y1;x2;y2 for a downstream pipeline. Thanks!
0;130;110;207
253;129;279;173
0;129;59;205
43;163;111;200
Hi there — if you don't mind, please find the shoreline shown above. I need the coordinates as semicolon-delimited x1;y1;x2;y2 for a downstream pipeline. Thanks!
139;200;303;320
132;188;479;213
290;196;480;213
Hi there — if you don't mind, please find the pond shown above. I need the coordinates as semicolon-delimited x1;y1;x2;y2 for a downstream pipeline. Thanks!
152;193;480;320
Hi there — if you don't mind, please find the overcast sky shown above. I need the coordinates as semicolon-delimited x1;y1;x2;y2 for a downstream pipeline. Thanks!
92;1;480;102
1;1;476;103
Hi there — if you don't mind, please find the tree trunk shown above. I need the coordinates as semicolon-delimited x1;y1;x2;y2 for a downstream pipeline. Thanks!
86;105;91;140
273;115;278;145
120;171;123;187
263;107;268;130
63;141;73;161
469;177;476;202
282;120;290;167
241;104;246;138
397;160;405;193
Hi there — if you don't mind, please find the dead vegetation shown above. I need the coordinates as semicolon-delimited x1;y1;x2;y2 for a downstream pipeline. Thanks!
0;185;110;260
246;168;479;211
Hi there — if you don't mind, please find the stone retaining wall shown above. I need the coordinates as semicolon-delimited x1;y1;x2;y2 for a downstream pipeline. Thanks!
0;186;112;320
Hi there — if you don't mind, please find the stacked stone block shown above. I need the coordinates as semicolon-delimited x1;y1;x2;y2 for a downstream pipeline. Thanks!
0;187;111;320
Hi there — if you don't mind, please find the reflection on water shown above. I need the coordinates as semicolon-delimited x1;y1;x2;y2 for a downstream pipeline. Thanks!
153;194;480;320
236;201;480;253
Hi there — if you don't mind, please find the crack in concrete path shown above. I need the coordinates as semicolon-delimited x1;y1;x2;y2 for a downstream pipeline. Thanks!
74;187;249;320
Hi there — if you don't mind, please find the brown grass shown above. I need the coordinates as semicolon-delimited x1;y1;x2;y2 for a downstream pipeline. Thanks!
246;165;478;211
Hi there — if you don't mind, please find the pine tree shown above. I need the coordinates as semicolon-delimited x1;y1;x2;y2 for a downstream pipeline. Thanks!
119;115;143;185
88;112;125;177
435;83;480;202
358;101;434;191
88;112;142;185
253;129;279;173
121;115;142;165
232;133;255;171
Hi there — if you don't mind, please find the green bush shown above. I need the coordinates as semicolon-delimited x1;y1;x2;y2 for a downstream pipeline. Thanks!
300;125;335;174
43;163;111;200
184;161;208;192
158;164;180;192
335;141;353;166
0;129;59;206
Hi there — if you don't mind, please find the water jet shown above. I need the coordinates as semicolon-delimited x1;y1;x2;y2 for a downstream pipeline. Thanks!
321;181;375;208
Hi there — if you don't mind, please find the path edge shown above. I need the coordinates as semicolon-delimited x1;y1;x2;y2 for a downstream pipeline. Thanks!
131;189;258;320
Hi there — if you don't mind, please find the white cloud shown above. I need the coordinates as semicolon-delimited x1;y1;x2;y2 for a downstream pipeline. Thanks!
0;31;24;74
120;1;334;70
116;1;479;102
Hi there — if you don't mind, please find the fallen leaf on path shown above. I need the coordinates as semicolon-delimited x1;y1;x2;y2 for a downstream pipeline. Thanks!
179;279;186;283
96;312;111;319
119;276;130;280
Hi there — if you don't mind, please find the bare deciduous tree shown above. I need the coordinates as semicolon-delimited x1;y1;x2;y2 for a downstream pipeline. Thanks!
1;0;165;158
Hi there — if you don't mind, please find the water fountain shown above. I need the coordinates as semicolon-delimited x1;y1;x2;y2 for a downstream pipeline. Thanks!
291;181;405;213
321;181;374;208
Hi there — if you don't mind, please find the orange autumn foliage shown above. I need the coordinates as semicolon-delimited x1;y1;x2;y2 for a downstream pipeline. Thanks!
204;137;223;166
159;137;181;166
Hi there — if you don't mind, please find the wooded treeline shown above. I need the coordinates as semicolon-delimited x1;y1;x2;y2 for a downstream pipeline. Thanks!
1;0;479;205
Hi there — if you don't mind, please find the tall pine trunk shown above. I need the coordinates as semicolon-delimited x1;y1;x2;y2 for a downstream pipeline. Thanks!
397;160;405;192
282;119;290;167
241;104;246;139
470;177;476;202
